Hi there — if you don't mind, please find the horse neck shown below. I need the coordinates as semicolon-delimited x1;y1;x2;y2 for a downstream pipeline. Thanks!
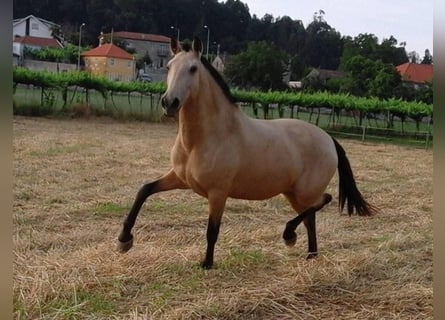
178;73;236;149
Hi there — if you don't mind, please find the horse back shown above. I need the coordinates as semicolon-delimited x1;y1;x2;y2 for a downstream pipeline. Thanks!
241;117;337;167
226;117;338;200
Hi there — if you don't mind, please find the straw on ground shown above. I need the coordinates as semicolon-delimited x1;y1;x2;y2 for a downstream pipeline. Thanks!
13;116;432;319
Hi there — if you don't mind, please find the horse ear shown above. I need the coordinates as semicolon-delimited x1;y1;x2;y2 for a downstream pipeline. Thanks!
170;37;181;55
192;36;203;57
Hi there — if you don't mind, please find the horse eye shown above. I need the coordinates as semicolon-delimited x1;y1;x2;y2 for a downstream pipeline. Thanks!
190;66;197;74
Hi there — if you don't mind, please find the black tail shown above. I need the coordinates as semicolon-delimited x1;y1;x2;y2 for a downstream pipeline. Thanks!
332;138;377;216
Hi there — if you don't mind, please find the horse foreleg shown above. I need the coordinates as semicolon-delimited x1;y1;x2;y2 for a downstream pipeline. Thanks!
283;193;332;258
201;191;227;269
117;169;188;253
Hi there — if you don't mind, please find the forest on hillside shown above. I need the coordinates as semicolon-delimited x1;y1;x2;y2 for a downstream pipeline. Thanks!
13;0;432;64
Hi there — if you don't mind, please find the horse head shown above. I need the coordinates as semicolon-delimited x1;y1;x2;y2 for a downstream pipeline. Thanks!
161;37;204;117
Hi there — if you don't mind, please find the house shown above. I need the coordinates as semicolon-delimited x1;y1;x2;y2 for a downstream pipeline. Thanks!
288;81;302;89
13;35;64;67
13;32;74;71
301;68;346;89
13;15;63;64
13;53;20;66
81;43;136;82
304;68;346;83
13;35;63;53
13;14;61;39
102;31;171;69
212;55;225;73
211;45;225;73
396;62;433;88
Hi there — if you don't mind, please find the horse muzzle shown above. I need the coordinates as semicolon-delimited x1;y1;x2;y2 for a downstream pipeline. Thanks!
161;96;181;117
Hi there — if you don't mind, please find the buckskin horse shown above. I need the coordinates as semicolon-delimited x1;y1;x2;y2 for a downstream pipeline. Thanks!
117;37;376;269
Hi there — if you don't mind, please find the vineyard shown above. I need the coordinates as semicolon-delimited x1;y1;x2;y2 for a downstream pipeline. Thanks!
13;68;433;146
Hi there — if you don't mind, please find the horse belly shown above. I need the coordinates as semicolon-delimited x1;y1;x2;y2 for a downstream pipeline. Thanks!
229;166;296;200
229;187;286;201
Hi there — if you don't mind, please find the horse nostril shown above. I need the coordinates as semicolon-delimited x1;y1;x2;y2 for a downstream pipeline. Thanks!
172;98;180;109
161;96;180;116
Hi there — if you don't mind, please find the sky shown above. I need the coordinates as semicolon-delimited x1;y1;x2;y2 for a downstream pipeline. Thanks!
241;0;433;56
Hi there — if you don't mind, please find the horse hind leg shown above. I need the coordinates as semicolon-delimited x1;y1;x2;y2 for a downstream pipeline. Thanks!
282;193;332;258
303;212;317;259
282;206;316;247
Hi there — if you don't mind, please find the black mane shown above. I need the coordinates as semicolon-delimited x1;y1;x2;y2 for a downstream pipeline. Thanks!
180;39;236;104
200;56;237;104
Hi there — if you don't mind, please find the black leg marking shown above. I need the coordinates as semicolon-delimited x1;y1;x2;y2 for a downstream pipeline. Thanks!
117;181;158;252
283;207;316;247
304;212;317;259
200;193;227;269
201;219;221;269
305;193;332;258
282;193;332;253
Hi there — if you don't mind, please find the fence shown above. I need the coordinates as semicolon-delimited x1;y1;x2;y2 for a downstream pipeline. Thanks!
239;104;432;148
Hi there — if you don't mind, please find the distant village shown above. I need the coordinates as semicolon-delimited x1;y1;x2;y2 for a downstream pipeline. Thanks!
13;14;432;89
13;14;226;84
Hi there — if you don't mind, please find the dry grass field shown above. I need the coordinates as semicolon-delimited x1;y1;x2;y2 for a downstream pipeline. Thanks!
13;116;432;319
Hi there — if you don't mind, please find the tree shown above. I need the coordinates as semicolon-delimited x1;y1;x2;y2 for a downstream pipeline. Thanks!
289;54;307;81
136;51;152;70
416;81;433;104
216;0;251;52
225;41;289;90
421;49;433;64
368;62;401;99
263;16;305;54
338;55;401;99
339;33;379;68
23;44;82;64
302;13;343;69
377;36;408;65
408;51;419;63
339;55;375;96
340;33;407;68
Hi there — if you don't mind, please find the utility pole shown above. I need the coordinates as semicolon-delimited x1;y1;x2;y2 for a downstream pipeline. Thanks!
77;23;86;71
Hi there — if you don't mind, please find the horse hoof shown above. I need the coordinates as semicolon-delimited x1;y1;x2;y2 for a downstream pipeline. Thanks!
200;260;213;269
117;237;134;253
283;230;297;247
284;236;297;247
306;252;318;259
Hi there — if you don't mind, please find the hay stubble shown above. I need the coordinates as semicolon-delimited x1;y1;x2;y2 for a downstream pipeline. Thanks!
13;116;432;319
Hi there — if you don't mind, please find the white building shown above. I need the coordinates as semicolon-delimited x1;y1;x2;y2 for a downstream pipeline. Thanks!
13;14;60;39
13;15;63;65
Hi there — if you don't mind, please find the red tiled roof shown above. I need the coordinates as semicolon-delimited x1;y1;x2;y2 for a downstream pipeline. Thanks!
13;35;62;48
396;62;433;84
81;43;134;60
105;31;170;43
